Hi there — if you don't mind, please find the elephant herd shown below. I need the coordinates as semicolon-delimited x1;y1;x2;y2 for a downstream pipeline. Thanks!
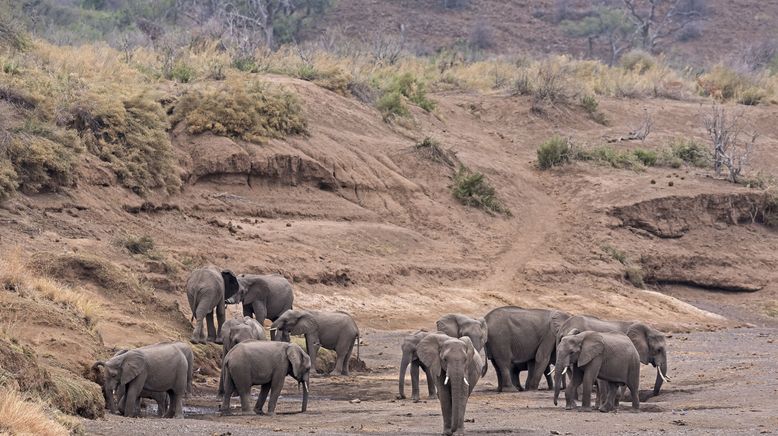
399;306;670;434
91;265;670;436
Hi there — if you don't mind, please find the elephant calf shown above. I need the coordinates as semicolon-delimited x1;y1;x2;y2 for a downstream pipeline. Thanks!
417;333;483;436
221;341;311;416
218;316;266;398
187;266;242;344
553;331;641;412
271;309;359;376
398;330;437;402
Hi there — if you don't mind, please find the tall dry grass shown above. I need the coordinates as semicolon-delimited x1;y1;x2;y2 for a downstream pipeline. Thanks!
0;388;70;436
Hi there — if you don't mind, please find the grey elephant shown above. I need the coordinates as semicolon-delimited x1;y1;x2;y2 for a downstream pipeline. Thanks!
231;274;294;341
398;330;436;402
92;342;193;418
187;266;242;344
92;358;169;417
417;333;482;435
218;316;266;398
436;313;489;377
557;315;669;397
271;309;359;376
553;331;641;412
484;306;570;391
221;340;311;415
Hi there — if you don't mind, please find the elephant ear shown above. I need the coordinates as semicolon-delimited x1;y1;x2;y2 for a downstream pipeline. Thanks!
626;323;650;364
459;336;475;362
435;314;460;338
119;352;145;386
549;310;571;336
286;344;308;380
416;335;444;379
478;317;488;343
578;334;605;367
222;270;239;301
565;328;581;337
290;311;318;336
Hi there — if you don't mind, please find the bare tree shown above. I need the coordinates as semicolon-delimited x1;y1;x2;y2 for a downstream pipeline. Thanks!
622;0;704;52
703;105;758;183
221;0;294;50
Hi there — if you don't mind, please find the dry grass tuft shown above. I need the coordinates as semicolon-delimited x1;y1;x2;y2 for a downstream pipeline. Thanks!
48;369;103;419
0;388;70;436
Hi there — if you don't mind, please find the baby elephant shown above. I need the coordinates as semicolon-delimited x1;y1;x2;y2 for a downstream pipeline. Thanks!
398;330;437;402
553;331;641;412
221;341;311;416
417;333;483;436
218;316;266;398
271;309;359;376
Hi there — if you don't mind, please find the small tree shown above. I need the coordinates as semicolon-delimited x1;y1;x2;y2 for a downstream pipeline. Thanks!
561;7;634;65
622;0;705;52
703;105;758;183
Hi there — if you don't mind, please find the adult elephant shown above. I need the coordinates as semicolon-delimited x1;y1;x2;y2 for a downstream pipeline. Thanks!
553;331;641;412
92;342;192;418
271;309;359;376
186;266;242;344
231;274;294;341
221;341;311;415
218;317;266;398
484;306;570;392
557;315;669;396
398;330;436;402
417;333;482;435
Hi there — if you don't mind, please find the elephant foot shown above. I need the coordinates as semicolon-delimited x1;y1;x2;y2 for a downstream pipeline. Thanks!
598;405;612;413
412;397;419;403
396;394;406;400
578;407;593;413
428;394;437;400
214;337;223;344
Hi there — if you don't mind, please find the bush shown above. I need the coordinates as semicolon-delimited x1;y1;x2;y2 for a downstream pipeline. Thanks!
376;91;409;120
577;146;643;170
169;62;195;83
625;266;645;288
537;136;571;170
633;149;657;166
667;138;709;167
119;235;155;256
602;244;627;264
580;95;599;114
0;160;17;201
737;87;767;106
70;91;181;195
451;165;509;215
232;57;260;73
413;137;457;167
175;79;307;143
620;50;656;74
385;73;436;112
697;65;768;105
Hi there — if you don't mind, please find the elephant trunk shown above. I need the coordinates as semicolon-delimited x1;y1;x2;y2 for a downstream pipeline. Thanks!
553;357;567;406
398;352;410;398
300;376;309;412
450;369;468;434
654;359;668;396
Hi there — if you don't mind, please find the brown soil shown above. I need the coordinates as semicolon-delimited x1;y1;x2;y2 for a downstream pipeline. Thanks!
2;75;778;434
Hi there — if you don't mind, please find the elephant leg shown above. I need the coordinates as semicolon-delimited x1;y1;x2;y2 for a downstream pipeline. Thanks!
511;364;522;390
205;311;217;342
239;392;253;413
172;391;184;419
409;361;420;402
157;393;168;417
581;363;600;411
255;384;271;415
124;380;144;418
618;385;627;403
192;316;206;344
215;303;226;344
566;368;583;410
266;379;284;416
424;368;437;399
629;371;640;411
220;374;234;415
305;335;319;375
339;340;355;376
528;336;555;390
496;361;516;393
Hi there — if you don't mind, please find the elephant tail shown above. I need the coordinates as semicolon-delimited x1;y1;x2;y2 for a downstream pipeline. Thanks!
356;335;360;362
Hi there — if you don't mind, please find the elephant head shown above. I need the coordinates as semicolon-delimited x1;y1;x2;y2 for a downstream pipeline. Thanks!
270;309;317;339
228;323;262;350
285;343;311;412
436;314;489;377
221;270;241;304
91;349;131;414
553;331;603;405
417;333;477;435
627;322;669;395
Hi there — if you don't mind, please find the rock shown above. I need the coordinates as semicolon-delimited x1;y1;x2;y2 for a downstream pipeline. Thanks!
350;398;361;404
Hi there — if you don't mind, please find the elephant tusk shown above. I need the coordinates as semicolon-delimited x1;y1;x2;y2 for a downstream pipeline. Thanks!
657;367;670;383
269;327;278;332
464;377;469;386
444;375;449;385
547;367;555;376
304;382;309;391
561;366;568;375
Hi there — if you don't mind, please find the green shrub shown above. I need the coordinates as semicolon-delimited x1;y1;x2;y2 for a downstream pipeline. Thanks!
175;79;307;143
2;60;20;75
376;91;409;120
385;73;436;112
537;136;571;170
667;138;709;167
580;95;599;114
451;165;509;215
70;91;181;194
0;160;18;201
170;63;195;83
737;87;766;106
633;149;657;166
296;64;319;81
602;244;627;264
574;145;643;170
232;57;260;73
